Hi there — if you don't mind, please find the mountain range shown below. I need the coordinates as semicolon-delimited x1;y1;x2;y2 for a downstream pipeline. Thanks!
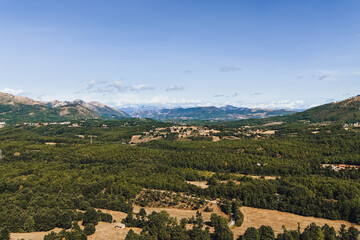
0;92;128;123
1;91;360;124
126;105;296;121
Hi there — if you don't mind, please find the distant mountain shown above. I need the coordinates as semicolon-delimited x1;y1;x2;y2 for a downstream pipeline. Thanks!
45;99;129;119
287;96;360;123
127;105;296;121
0;92;129;123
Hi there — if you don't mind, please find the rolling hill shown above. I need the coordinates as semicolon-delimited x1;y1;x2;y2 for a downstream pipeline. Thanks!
286;96;360;123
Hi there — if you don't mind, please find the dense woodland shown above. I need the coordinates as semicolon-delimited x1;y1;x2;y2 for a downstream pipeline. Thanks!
1;119;360;239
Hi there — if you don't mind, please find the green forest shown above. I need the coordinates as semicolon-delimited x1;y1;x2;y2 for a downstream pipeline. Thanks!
1;119;360;239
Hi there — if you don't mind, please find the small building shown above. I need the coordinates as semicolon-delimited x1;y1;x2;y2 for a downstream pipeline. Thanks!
0;122;6;128
115;223;126;229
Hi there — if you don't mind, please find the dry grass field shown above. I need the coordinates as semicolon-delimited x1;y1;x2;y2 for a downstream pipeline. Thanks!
231;206;360;239
11;205;360;240
10;209;139;240
187;176;278;189
11;228;63;240
133;204;226;221
186;181;209;189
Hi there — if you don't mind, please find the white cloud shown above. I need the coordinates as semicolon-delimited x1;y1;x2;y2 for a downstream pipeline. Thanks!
87;80;96;90
0;88;24;95
147;96;201;105
130;84;155;91
220;66;242;72
166;85;184;91
213;92;240;98
242;100;316;109
112;94;202;107
296;69;360;82
108;81;127;91
86;80;158;94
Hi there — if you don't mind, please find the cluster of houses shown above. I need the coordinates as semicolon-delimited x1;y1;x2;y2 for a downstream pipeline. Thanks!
0;122;5;128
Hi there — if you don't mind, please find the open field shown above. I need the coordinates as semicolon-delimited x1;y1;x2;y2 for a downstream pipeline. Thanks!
232;206;360;239
133;204;226;220
10;209;139;240
11;228;63;240
11;205;360;240
186;180;209;188
186;175;278;189
88;224;141;240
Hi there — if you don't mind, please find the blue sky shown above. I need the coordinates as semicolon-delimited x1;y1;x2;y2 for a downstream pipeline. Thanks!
1;0;360;109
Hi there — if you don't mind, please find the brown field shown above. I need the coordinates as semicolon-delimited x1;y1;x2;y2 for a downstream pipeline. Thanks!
10;209;140;240
133;204;226;221
11;228;63;240
260;130;276;135
248;175;277;180
212;136;221;142
231;206;360;239
186;181;209;188
88;223;141;240
129;135;162;144
233;173;278;180
12;205;360;240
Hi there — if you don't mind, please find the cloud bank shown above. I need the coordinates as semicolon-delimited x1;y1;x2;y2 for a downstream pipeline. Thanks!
220;66;242;72
0;88;24;95
166;85;184;91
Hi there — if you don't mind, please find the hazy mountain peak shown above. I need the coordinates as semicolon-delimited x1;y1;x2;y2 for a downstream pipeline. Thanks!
0;93;129;123
128;105;296;121
0;92;42;106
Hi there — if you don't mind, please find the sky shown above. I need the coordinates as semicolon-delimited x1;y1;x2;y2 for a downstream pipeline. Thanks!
0;0;360;110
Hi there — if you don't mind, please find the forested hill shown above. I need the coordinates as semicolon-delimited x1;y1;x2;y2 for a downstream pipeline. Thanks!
221;96;360;127
127;105;295;121
0;92;129;123
286;96;360;123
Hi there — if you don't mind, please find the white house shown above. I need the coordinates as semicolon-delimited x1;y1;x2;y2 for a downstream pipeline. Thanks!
115;223;126;229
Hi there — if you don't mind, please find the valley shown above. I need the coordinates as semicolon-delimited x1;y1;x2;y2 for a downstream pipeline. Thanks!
1;95;360;239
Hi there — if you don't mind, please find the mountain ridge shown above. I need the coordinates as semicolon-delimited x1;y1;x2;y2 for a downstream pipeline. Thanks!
286;95;360;123
0;92;129;123
126;105;296;121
